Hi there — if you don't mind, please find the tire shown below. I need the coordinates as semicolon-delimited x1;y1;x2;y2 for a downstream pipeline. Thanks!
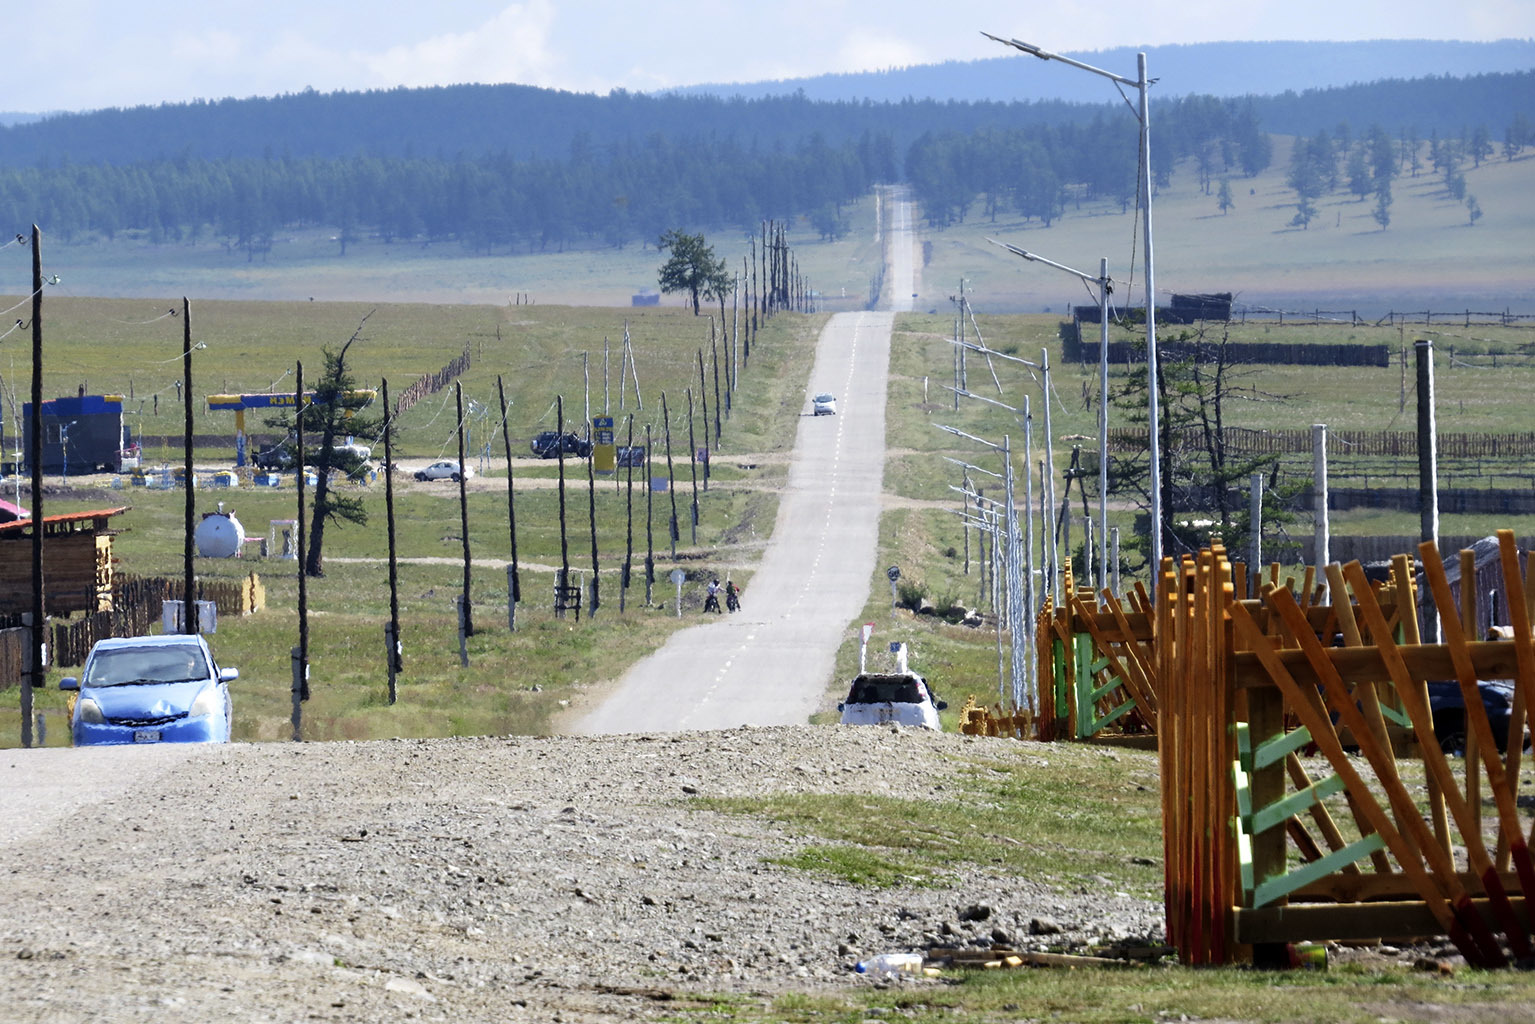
414;472;427;481
450;473;461;482
1433;711;1466;756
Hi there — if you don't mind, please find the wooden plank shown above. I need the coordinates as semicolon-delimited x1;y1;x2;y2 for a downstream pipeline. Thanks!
1234;897;1534;944
1291;870;1526;903
1232;641;1523;689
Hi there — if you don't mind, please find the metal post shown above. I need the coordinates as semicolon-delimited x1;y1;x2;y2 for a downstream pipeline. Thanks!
1249;473;1264;599
1111;527;1122;595
1416;339;1440;642
1003;435;1028;713
1312;424;1329;584
1022;400;1034;697
1042;348;1059;604
456;383;473;636
1097;257;1110;588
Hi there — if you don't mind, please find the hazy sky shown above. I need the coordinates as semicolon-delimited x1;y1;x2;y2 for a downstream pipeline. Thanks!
8;1;1532;113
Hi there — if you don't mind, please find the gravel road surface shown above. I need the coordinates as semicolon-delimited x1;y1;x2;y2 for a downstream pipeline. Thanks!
0;728;1162;1023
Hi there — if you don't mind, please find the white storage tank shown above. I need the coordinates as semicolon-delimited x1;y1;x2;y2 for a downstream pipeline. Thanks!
194;504;246;558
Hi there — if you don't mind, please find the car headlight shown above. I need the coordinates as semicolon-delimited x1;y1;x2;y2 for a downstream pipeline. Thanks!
189;687;224;718
77;698;106;724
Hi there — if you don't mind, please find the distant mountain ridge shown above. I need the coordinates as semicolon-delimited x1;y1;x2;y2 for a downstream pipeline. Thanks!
668;39;1535;104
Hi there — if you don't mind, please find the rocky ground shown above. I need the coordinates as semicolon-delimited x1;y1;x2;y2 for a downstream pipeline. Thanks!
1;725;1163;1023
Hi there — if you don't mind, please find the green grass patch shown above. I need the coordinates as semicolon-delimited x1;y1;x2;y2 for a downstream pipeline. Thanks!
699;744;1163;896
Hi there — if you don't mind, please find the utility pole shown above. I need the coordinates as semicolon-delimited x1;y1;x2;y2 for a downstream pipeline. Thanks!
182;297;198;635
23;225;42;747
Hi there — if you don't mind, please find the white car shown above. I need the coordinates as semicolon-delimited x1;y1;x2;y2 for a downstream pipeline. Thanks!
414;460;472;482
812;393;837;416
838;670;946;730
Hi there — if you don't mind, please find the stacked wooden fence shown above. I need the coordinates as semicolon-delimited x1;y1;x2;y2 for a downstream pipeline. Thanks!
393;345;471;418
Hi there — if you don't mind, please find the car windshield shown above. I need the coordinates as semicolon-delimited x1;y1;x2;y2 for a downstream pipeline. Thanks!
816;394;835;403
846;675;923;704
84;645;210;686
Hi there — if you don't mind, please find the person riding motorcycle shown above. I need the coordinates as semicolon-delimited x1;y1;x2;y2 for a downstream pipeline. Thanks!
704;578;722;614
725;579;740;613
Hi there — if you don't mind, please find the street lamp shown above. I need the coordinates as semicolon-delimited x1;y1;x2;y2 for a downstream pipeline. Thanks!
988;239;1111;592
938;422;1031;712
983;31;1163;583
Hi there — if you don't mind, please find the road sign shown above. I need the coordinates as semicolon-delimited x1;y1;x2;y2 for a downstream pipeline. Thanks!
593;415;616;473
886;565;901;581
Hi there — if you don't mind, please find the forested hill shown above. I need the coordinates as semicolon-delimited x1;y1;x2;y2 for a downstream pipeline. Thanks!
673;39;1535;106
2;67;1530;171
0;69;1527;257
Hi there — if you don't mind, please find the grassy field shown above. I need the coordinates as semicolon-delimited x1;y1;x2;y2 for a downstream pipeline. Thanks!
2;300;826;746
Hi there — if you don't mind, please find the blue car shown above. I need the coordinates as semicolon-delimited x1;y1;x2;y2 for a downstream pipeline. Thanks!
60;634;237;745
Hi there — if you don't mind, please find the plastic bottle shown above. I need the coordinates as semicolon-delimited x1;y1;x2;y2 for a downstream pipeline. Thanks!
855;953;925;976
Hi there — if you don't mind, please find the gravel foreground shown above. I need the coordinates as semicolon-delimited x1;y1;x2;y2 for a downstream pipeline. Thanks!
2;726;1163;1023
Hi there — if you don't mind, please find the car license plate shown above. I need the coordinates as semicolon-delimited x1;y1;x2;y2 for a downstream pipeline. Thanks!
133;729;161;743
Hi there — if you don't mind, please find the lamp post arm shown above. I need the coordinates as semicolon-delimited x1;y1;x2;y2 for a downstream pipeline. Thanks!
987;238;1102;287
943;384;1019;417
981;32;1138;87
935;422;1001;452
942;455;1002;480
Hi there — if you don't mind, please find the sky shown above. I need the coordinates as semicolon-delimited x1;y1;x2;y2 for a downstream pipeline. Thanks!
6;0;1532;114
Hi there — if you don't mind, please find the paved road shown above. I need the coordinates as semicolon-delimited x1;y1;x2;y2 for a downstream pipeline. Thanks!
575;191;915;733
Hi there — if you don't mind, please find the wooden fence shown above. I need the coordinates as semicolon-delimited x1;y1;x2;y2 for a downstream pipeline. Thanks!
1033;537;1535;966
0;573;265;682
1065;331;1390;367
1106;426;1535;459
393;345;472;418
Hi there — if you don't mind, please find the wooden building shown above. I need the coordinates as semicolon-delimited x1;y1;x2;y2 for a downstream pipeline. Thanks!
0;507;128;616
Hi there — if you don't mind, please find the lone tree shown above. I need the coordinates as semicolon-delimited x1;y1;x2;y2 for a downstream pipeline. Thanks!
265;315;382;577
657;229;729;315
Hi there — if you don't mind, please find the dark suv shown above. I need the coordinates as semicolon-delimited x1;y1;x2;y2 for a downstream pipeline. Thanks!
530;431;592;458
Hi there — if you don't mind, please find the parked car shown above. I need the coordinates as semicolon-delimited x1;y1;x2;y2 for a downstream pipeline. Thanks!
812;393;837;416
252;444;294;470
414;459;472;481
59;634;236;745
838;670;946;730
1428;678;1521;755
530;431;593;458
